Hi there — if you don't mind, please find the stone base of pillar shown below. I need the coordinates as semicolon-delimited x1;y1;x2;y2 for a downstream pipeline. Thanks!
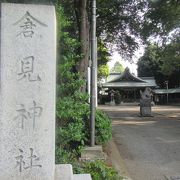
55;164;92;180
80;145;107;161
140;107;152;117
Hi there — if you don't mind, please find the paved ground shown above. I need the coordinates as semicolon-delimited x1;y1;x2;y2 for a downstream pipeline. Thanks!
99;105;180;180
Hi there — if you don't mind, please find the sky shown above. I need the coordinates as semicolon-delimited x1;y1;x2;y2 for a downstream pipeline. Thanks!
108;46;145;76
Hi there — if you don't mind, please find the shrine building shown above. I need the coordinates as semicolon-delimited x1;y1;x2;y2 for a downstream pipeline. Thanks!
101;68;157;102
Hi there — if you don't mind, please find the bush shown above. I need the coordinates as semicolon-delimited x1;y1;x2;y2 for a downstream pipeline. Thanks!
56;96;89;164
55;146;77;164
56;100;112;164
95;110;112;144
73;160;123;180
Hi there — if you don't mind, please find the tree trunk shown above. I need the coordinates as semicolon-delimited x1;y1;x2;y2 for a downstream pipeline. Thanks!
74;0;89;91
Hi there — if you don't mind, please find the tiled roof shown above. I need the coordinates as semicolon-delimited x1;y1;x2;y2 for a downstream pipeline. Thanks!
154;88;180;94
103;68;157;88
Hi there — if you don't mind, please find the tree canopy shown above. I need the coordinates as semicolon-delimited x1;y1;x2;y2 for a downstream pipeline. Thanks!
58;0;179;76
141;0;180;43
97;0;147;59
160;38;180;75
110;61;124;73
137;43;180;88
137;44;166;87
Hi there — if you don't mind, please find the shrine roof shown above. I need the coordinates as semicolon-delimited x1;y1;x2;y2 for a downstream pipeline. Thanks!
102;68;157;88
154;88;180;94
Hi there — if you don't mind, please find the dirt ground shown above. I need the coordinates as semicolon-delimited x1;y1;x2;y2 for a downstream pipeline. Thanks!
100;104;180;180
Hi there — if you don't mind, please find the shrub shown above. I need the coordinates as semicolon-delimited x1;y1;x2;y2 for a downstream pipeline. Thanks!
55;146;77;164
95;110;112;144
73;160;123;180
56;100;112;164
56;96;89;163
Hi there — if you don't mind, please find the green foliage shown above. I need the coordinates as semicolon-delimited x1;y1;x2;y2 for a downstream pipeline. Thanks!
97;0;146;59
142;0;180;41
55;5;87;163
95;110;112;145
55;6;112;164
97;41;111;79
137;42;180;88
160;38;180;75
56;97;112;163
55;146;77;164
111;61;124;73
98;40;111;66
73;160;123;180
137;44;166;87
137;44;162;76
98;65;109;79
59;0;180;63
56;96;89;154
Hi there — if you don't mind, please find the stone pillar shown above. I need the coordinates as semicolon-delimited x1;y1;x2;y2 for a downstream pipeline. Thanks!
0;3;56;180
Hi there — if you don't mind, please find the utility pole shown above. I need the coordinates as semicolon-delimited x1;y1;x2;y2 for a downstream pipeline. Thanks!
90;0;96;147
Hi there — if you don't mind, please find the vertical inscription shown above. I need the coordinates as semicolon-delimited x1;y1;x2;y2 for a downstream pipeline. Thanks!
17;56;41;82
15;148;42;172
12;10;46;173
14;101;43;130
15;149;25;173
13;11;47;38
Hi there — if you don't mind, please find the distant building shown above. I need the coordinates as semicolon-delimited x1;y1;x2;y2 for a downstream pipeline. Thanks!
154;88;180;104
100;67;180;104
100;68;157;103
